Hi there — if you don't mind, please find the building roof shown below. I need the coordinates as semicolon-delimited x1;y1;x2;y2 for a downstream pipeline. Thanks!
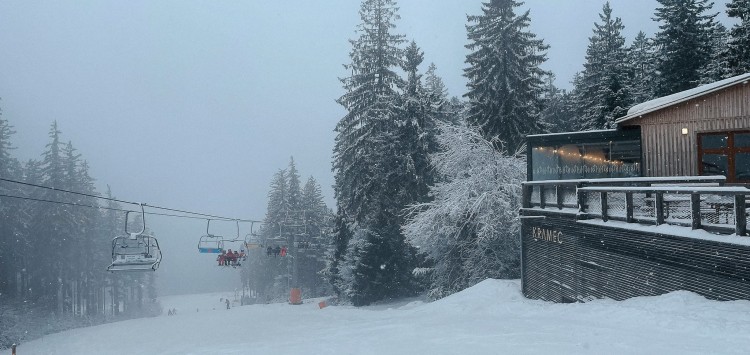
616;72;750;125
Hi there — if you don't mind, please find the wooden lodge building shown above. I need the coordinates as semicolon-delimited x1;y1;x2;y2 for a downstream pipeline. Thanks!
520;73;750;303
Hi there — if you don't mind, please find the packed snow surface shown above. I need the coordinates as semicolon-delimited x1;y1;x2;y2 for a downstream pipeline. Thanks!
14;279;750;354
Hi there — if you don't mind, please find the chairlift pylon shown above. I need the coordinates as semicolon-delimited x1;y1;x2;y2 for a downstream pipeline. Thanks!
107;204;162;272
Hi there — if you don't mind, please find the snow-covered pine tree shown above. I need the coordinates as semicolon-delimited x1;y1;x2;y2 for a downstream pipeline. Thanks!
398;41;436;208
334;0;404;223
539;74;575;133
262;169;288;240
298;176;332;297
726;0;750;75
700;22;731;83
628;31;657;105
332;0;423;305
464;0;548;153
424;63;458;125
575;2;632;130
322;209;352;297
286;158;302;213
0;105;19;298
254;168;289;299
28;122;71;311
403;122;525;300
653;0;718;96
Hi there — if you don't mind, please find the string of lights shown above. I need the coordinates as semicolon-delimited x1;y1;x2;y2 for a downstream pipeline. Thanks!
532;146;640;165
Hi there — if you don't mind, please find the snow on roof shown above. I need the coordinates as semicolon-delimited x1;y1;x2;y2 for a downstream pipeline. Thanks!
526;129;617;138
616;72;750;125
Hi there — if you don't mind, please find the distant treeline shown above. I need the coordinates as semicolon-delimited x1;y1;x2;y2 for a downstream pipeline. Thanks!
241;157;334;302
0;119;159;348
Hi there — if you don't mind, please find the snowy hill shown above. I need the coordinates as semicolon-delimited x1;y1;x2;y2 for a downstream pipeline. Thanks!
12;279;750;355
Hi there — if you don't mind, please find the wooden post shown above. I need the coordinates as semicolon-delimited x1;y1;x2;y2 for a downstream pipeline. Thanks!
655;192;664;225
626;192;634;223
601;192;608;222
735;194;747;236
577;183;587;217
522;185;532;208
691;193;702;230
12;344;16;355
539;185;546;209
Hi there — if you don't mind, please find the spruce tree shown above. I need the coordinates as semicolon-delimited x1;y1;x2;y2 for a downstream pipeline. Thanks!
628;31;657;104
332;0;422;305
575;2;632;130
424;63;456;124
701;22;731;83
334;0;404;222
0;105;18;297
464;0;548;153
653;0;718;96
539;74;575;133
726;0;750;75
398;41;436;206
299;176;331;296
262;169;288;240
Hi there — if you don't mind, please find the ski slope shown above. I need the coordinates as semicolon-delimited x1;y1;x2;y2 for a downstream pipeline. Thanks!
13;279;750;355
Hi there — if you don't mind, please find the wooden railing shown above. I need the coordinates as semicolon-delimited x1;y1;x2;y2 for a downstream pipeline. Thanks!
521;176;750;236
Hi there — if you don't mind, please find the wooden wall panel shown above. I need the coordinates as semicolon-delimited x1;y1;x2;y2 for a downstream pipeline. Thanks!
521;211;750;303
622;84;750;177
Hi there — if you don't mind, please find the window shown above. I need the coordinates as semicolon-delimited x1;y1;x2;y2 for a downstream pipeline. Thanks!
698;131;750;183
530;139;641;181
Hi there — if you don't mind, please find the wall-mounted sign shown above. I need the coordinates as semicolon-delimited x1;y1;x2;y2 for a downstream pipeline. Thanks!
532;226;563;244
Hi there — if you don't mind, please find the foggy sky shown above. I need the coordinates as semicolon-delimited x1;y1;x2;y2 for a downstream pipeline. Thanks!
0;0;732;295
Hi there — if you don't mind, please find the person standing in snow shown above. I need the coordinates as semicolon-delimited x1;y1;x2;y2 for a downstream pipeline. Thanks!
225;298;230;309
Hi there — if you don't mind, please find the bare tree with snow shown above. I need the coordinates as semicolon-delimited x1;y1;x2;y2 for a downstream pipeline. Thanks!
403;122;525;300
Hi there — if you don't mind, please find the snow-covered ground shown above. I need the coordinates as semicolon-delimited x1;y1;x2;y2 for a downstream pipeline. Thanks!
13;279;750;355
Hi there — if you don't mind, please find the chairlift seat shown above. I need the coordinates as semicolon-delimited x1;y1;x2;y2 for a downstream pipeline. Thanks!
198;234;224;254
108;234;162;272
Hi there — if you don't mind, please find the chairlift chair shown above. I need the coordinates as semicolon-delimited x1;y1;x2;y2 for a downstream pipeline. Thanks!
198;219;225;253
108;205;162;272
244;221;263;250
198;235;224;253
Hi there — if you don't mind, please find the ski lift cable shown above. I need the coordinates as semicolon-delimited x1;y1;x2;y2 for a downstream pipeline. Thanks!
0;176;260;222
0;193;229;221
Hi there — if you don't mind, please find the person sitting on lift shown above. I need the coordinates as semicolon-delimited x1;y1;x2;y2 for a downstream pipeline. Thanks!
280;245;287;257
226;249;234;266
217;250;226;266
233;250;241;266
274;245;281;257
266;246;273;256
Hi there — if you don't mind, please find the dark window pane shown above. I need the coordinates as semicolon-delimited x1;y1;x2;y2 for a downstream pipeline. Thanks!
701;154;728;176
736;153;750;181
559;144;585;179
609;139;641;177
735;133;750;148
701;134;728;149
531;146;559;180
